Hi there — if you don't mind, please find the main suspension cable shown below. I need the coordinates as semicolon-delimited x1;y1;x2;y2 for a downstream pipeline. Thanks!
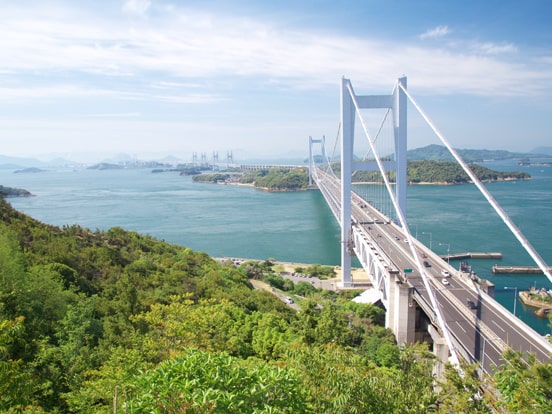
399;83;552;283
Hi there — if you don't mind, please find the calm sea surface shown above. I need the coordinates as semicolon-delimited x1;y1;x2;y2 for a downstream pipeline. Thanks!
1;159;551;334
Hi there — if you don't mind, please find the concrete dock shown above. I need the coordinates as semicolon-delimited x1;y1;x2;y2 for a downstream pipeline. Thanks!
492;265;551;274
440;252;503;260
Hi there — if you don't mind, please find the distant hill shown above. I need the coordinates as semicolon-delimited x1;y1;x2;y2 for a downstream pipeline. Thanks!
407;144;544;162
531;146;552;156
0;154;45;169
87;162;125;170
0;154;79;169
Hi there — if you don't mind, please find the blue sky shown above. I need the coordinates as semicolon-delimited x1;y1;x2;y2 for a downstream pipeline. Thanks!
1;0;552;162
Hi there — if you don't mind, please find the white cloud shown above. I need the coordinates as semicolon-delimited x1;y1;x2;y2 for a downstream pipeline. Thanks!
0;85;120;101
475;42;518;55
122;0;151;16
0;4;549;104
82;112;142;118
419;25;450;40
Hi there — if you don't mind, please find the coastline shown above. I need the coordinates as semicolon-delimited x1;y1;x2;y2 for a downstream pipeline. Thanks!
217;257;370;286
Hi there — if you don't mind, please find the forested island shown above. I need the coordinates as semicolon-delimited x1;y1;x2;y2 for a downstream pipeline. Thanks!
193;167;310;191
0;184;32;197
1;197;551;412
405;160;530;184
344;160;529;184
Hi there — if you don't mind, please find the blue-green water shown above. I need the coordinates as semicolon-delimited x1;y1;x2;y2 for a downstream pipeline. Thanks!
1;159;551;334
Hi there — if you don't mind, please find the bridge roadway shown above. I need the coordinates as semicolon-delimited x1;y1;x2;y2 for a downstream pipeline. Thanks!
313;167;552;371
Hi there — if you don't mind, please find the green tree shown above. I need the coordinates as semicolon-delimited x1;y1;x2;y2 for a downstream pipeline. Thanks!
493;350;552;413
315;302;348;345
124;348;310;413
251;312;291;360
0;317;40;412
436;363;492;413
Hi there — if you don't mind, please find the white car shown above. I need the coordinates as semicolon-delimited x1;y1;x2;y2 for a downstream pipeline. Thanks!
441;278;450;286
441;270;450;278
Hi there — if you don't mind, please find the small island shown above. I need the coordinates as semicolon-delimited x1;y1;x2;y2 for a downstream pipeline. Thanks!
0;185;32;197
193;167;310;191
87;162;125;170
14;167;46;174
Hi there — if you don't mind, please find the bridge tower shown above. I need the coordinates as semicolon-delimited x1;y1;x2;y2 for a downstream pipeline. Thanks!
308;136;326;187
340;77;407;286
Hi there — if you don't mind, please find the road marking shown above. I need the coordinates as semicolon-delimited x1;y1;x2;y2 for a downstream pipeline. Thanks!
492;321;506;333
455;320;467;333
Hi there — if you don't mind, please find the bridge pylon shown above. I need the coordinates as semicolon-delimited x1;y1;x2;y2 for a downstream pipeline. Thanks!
308;136;327;187
339;77;408;286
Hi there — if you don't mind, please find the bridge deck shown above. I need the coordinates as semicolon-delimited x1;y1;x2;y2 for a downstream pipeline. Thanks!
313;167;552;371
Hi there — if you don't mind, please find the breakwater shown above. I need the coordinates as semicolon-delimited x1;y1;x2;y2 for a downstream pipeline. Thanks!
440;252;502;260
492;266;552;274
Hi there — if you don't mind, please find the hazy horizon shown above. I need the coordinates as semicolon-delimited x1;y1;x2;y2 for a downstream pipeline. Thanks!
1;1;552;160
2;144;551;168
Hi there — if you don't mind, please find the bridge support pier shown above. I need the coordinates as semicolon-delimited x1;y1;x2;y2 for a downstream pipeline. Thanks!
428;325;449;379
386;273;416;346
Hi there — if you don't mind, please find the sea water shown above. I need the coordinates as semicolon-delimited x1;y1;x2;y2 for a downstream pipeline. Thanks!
1;159;551;334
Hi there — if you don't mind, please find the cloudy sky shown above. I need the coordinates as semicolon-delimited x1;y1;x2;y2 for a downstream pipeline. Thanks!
1;0;552;161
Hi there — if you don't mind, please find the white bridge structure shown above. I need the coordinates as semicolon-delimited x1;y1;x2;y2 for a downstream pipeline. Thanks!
309;77;552;373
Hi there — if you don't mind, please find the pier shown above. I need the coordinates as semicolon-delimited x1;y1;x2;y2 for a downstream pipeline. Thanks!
440;252;502;260
492;265;552;274
519;290;552;318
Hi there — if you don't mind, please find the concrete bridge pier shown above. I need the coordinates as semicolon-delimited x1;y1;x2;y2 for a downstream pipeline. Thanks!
428;325;450;379
386;273;416;346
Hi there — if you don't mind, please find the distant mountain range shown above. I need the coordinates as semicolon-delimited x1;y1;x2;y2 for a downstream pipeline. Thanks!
406;144;549;162
0;155;79;169
1;145;550;170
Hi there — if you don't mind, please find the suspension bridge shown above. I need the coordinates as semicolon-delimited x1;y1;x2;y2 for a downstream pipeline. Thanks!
308;77;552;375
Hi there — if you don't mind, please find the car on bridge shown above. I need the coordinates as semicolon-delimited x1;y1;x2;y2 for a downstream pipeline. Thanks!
441;270;450;278
441;279;450;286
467;300;477;309
423;261;431;267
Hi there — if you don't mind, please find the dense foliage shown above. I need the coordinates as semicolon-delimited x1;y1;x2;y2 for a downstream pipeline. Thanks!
194;167;310;191
0;197;551;412
327;160;530;184
242;167;309;190
192;172;233;183
406;160;530;184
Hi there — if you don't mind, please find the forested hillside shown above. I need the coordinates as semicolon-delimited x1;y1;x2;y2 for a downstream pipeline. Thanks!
406;144;539;162
193;167;310;191
406;160;530;184
0;197;551;413
328;160;530;184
